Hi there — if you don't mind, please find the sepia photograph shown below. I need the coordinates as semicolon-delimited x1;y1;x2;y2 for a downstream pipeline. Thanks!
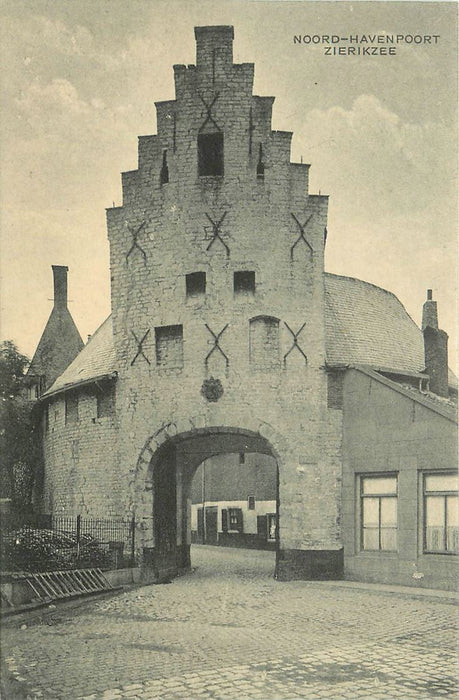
1;1;457;698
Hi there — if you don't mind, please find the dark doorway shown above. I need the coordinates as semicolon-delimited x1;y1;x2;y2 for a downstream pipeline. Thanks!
153;445;177;571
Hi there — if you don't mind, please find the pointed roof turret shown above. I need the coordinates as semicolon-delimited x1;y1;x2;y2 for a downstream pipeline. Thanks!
26;266;84;394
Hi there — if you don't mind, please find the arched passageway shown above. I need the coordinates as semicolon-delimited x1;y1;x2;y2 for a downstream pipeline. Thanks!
146;428;279;580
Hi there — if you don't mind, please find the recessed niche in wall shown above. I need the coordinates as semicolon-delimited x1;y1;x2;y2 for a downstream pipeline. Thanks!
198;132;224;176
234;271;255;295
186;271;206;297
155;325;184;368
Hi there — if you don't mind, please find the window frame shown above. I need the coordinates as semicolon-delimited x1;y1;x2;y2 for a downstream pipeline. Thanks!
423;471;458;555
359;474;398;553
227;507;243;533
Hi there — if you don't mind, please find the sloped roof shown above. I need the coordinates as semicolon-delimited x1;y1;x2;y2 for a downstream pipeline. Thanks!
43;274;455;397
44;316;116;396
324;273;424;373
27;306;84;390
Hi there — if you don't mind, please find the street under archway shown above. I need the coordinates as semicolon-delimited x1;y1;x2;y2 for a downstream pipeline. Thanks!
147;428;280;579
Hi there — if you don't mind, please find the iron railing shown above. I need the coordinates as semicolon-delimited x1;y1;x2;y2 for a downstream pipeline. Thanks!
0;513;136;573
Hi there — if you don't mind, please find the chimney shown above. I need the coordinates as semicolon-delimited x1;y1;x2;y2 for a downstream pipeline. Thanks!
422;290;449;397
195;26;234;73
52;265;68;310
422;289;438;330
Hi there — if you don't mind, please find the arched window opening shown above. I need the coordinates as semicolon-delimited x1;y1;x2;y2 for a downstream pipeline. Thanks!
249;316;280;369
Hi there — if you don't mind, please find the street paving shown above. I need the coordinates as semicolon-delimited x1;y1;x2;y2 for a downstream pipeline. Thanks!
1;545;457;699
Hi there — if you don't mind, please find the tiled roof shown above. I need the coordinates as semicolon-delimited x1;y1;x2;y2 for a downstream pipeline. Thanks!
324;273;424;373
44;274;456;396
44;316;116;396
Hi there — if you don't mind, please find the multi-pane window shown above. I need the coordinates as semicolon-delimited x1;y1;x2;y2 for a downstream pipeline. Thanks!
424;473;458;554
228;507;243;533
198;133;224;176
155;325;184;368
361;475;397;551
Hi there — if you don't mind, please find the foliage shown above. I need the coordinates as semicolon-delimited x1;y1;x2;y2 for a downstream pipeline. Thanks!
0;340;30;398
2;528;112;572
0;340;40;504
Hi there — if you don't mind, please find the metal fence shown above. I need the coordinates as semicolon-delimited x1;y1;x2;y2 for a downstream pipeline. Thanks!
0;513;136;573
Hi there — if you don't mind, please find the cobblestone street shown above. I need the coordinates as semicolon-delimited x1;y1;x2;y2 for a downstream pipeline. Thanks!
2;546;457;699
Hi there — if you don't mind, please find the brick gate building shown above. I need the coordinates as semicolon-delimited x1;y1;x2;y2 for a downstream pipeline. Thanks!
36;26;458;589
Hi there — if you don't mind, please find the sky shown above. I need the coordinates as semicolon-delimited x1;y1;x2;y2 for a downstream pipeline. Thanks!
1;0;457;367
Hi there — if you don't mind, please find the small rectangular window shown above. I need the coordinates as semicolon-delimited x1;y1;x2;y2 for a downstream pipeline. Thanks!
424;472;458;554
198;132;224;176
234;271;255;295
65;393;78;425
361;475;397;551
247;496;255;510
186;272;206;297
155;325;184;368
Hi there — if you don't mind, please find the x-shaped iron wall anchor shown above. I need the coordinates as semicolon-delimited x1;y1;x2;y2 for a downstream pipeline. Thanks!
131;330;151;366
283;322;308;367
198;92;222;132
205;212;230;257
290;214;314;260
126;221;147;265
205;323;229;369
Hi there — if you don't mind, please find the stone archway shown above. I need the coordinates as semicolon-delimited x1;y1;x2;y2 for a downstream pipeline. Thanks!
133;418;286;580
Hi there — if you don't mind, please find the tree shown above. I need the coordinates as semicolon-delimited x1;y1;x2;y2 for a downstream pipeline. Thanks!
0;341;41;509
